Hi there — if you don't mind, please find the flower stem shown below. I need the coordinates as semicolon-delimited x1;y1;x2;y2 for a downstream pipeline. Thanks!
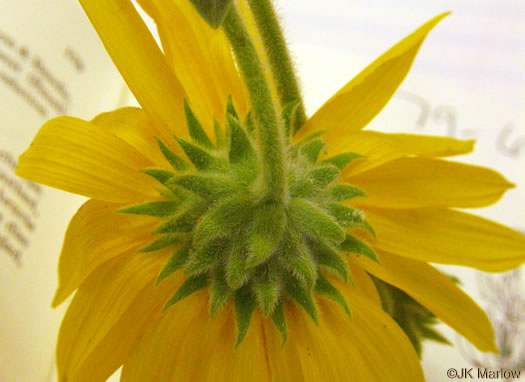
223;6;286;204
246;0;307;133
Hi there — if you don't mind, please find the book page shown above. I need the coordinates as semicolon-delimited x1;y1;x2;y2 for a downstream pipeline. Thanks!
279;0;524;380
0;1;128;381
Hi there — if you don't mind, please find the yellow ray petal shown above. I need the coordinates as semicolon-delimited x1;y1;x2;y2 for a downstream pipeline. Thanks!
356;251;497;352
79;0;187;131
347;257;381;305
16;116;158;202
53;199;158;307
91;107;178;166
137;0;248;126
329;131;474;175
296;13;449;141
349;157;514;209
56;250;178;382
364;207;525;271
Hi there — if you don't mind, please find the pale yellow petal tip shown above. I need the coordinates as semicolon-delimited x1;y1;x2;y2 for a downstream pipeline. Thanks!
52;287;68;308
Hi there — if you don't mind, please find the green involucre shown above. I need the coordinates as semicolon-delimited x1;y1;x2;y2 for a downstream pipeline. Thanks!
125;101;373;345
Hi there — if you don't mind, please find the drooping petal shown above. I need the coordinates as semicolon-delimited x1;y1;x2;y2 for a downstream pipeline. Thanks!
364;207;525;271
91;107;178;165
79;0;187;131
122;270;420;381
296;13;449;141
137;0;248;125
330;131;474;175
16;117;159;202
356;251;497;352
349;157;514;209
56;250;179;382
53;199;158;306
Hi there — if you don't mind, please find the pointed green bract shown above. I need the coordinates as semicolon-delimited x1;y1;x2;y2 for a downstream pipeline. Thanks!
271;302;287;345
213;119;226;149
226;240;250;290
341;234;379;262
307;165;340;188
209;270;233;316
289;198;346;243
278;237;317;288
139;234;187;252
314;273;351;318
164;274;209;310
281;99;300;139
251;270;281;315
184;99;214;148
322;152;362;170
300;139;326;163
286;278;318;324
226;94;239;119
170;173;235;200
185;239;226;275
141;168;174;184
314;240;350;283
188;0;233;28
330;184;366;201
228;113;255;164
118;200;180;217
156;242;192;285
175;137;220;170
328;203;365;227
234;287;257;346
156;138;189;171
246;204;286;268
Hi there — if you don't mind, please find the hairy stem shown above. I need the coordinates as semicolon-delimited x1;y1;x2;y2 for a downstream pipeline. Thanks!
223;6;286;204
246;0;307;133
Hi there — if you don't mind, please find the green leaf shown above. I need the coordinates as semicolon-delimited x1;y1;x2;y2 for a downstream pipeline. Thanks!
184;99;213;148
118;200;180;217
299;139;325;163
314;273;351;318
139;234;188;253
322;152;363;170
234;287;256;346
156;242;192;285
289;198;345;243
164;274;209;310
189;0;233;29
246;204;286;268
286;278;318;324
209;270;233;316
141;168;175;184
155;138;189;171
340;234;379;262
307;165;340;188
228;113;255;163
327;204;365;227
330;184;366;202
175;137;220;170
313;240;350;283
271;302;287;345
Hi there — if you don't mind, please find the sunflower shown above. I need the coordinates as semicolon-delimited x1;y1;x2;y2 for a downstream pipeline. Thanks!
16;0;525;381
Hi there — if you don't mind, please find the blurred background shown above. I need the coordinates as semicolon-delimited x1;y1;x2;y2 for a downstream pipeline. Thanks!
1;0;523;381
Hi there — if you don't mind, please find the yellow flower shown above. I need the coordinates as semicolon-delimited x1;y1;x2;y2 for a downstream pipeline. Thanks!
15;0;525;381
